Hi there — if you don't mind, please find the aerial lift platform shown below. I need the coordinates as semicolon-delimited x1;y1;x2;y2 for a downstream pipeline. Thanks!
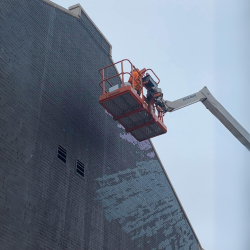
99;59;167;141
99;59;250;151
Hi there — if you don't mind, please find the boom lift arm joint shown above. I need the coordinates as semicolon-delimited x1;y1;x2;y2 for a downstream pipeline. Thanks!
148;85;250;151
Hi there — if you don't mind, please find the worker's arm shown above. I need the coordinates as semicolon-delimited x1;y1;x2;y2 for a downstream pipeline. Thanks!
139;68;147;77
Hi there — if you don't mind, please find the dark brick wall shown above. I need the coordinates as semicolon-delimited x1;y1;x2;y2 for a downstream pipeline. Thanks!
0;0;200;249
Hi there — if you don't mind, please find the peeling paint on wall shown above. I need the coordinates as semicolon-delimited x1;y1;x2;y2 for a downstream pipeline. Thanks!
95;160;199;250
119;132;152;150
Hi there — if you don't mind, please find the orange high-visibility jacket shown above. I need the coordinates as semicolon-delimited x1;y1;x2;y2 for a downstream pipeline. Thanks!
128;70;141;91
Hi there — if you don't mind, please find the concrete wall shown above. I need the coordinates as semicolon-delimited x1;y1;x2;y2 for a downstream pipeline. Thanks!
0;0;201;249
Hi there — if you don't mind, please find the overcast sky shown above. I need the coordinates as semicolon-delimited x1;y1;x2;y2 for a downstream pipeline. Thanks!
55;0;250;249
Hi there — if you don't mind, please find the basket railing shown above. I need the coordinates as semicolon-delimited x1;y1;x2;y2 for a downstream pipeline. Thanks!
98;59;160;95
99;59;163;120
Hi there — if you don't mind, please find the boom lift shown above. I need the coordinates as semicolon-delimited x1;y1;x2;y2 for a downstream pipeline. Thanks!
99;59;250;151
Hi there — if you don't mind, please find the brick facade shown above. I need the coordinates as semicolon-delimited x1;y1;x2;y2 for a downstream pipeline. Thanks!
0;1;201;249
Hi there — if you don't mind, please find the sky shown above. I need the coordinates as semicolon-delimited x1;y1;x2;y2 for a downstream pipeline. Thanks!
55;0;250;249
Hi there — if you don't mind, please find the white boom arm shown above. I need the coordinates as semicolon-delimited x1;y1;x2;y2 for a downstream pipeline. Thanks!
164;86;250;151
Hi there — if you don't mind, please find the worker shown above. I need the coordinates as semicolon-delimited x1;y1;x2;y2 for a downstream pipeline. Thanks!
128;68;142;96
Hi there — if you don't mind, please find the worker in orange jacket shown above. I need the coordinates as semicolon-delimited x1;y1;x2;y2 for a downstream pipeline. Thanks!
128;68;142;95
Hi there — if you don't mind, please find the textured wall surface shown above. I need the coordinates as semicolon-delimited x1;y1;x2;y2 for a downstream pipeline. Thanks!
0;0;200;249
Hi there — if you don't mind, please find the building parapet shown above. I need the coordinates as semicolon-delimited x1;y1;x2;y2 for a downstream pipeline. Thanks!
42;0;112;55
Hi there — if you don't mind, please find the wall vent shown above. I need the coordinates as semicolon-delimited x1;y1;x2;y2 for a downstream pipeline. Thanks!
58;145;67;163
76;160;84;177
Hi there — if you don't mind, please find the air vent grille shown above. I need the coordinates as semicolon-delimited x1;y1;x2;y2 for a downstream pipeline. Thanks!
76;160;84;177
58;145;67;163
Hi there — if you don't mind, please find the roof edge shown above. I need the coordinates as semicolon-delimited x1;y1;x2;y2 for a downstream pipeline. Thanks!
42;0;77;16
149;139;204;250
68;3;112;55
42;0;112;55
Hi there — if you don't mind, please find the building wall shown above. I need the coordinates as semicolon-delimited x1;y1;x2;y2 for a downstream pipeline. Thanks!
0;0;201;249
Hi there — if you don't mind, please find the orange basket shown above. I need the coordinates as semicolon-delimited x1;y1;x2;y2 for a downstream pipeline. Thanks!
99;59;167;141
